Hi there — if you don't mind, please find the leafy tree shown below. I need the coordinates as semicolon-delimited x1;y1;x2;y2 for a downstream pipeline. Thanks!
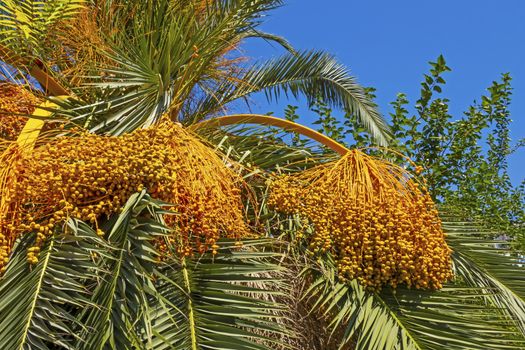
388;58;524;235
0;0;390;144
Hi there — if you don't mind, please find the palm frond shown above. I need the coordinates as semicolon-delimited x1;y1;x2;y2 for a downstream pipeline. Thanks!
189;50;391;146
149;239;291;350
0;220;106;350
303;252;525;350
442;215;525;332
75;191;170;350
56;0;288;135
0;0;85;58
240;29;297;54
212;0;283;13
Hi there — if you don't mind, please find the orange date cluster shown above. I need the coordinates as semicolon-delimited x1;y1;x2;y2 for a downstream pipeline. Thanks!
269;150;452;291
0;119;250;270
0;83;40;141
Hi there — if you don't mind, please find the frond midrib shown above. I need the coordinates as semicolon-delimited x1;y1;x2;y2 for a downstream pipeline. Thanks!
373;292;424;350
18;237;54;350
182;256;199;350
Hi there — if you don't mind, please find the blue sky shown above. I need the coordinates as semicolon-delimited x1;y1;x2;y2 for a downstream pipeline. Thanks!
243;0;525;185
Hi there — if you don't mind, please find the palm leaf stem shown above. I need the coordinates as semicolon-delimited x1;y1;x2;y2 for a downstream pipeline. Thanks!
18;237;54;350
192;114;350;155
181;256;198;350
0;44;69;95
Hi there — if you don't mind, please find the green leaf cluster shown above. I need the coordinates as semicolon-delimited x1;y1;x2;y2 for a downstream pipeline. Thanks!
0;192;289;350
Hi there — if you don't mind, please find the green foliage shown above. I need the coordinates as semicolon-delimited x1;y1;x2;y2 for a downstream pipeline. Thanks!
311;99;345;144
284;87;377;153
442;212;525;333
192;50;391;145
12;0;391;145
0;0;85;58
75;191;168;349
150;240;288;350
300;217;525;350
0;224;104;350
0;192;291;350
388;57;524;235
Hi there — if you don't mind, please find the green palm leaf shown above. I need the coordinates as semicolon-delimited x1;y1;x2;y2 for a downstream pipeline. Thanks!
0;0;85;57
149;239;291;350
75;191;170;350
0;220;107;350
52;0;387;147
304;255;525;350
442;215;525;332
190;50;391;146
240;29;297;54
55;0;288;135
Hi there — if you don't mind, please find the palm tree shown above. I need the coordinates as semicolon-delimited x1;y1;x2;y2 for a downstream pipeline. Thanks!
0;0;390;143
0;1;525;350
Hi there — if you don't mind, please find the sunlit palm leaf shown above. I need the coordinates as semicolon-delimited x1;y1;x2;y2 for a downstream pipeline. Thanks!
0;220;106;350
0;0;85;57
190;50;391;146
56;0;289;135
75;191;170;350
149;239;291;350
442;215;525;332
240;29;297;54
52;1;387;147
304;248;525;350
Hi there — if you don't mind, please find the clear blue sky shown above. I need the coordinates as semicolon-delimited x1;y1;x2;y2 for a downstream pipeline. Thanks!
243;0;525;186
